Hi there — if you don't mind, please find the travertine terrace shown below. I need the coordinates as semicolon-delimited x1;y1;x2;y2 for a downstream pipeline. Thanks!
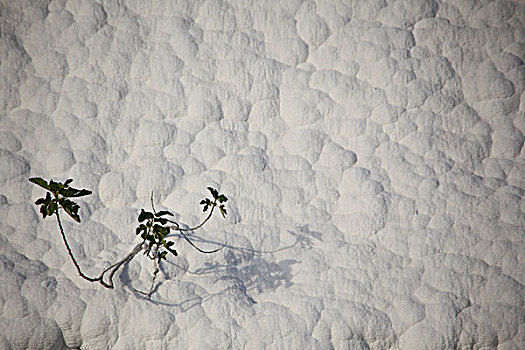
0;0;524;348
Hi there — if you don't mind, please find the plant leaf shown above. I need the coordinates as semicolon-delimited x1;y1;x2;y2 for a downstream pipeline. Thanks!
35;197;47;205
219;205;227;218
40;204;48;218
63;206;81;222
153;224;169;237
58;188;78;197
154;217;168;225
48;180;63;193
61;199;81;222
138;209;154;222
48;202;58;217
155;210;173;217
136;224;147;235
60;187;92;198
29;177;51;191
70;189;92;197
208;187;219;199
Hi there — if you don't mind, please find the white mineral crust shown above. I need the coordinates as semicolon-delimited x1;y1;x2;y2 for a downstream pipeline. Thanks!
0;0;524;349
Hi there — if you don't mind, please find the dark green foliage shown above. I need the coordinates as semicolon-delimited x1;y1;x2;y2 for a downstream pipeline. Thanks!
200;187;228;218
139;186;229;264
30;177;91;223
136;208;178;262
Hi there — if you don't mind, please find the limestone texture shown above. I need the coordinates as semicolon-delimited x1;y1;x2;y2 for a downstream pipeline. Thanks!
0;0;524;349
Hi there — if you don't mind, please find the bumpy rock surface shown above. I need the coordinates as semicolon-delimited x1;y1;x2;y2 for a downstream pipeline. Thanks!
0;0;524;348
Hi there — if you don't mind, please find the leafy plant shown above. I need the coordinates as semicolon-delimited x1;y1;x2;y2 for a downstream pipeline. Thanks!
30;177;228;296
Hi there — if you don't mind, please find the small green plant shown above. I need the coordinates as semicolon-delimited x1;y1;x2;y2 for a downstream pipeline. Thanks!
30;177;228;296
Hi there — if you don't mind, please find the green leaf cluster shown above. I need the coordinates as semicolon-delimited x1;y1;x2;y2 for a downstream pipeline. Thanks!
30;177;92;223
200;187;228;218
136;209;177;263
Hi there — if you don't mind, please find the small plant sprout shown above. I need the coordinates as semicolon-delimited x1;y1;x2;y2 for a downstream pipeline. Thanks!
30;177;228;297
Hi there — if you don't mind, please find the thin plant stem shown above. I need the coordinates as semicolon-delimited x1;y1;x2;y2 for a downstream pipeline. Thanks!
98;241;144;289
150;192;225;253
55;211;100;283
173;206;215;232
150;191;216;232
134;251;160;298
177;230;225;253
56;208;145;289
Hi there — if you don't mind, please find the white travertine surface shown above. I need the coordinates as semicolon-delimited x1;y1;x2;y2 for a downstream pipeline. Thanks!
1;0;524;349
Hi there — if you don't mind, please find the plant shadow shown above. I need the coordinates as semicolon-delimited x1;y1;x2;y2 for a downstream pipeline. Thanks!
120;225;322;309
